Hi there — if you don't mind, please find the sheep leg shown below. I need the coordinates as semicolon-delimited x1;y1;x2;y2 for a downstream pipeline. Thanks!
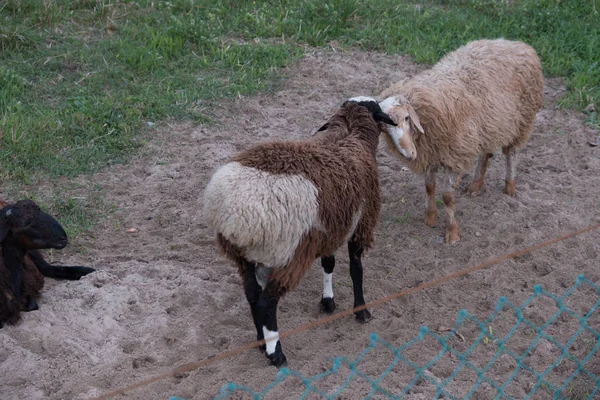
25;295;38;311
441;173;462;244
503;146;517;196
424;169;438;227
27;250;95;280
2;245;24;302
320;255;336;314
468;153;494;194
240;261;266;351
257;283;287;368
348;241;371;323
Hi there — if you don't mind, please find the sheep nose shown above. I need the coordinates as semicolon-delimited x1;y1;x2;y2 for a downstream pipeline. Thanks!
58;236;68;247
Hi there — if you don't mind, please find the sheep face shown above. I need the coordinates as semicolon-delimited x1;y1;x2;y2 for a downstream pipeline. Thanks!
378;96;424;161
0;200;68;251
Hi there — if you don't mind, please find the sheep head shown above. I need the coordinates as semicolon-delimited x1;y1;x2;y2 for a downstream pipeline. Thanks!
0;200;69;250
314;96;397;134
378;96;424;161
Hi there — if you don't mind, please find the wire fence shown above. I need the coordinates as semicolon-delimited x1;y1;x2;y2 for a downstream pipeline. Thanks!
173;275;600;400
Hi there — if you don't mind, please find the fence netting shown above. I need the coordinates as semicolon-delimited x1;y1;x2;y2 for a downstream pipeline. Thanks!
172;275;600;399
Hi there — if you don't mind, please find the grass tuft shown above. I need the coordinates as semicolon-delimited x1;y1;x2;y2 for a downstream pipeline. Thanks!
1;0;598;233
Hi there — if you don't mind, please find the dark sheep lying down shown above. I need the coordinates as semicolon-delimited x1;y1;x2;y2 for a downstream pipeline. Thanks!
0;199;95;327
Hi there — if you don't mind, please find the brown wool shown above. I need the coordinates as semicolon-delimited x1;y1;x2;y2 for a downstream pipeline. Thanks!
209;102;382;293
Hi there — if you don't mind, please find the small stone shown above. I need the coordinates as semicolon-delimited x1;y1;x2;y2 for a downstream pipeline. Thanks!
198;270;210;281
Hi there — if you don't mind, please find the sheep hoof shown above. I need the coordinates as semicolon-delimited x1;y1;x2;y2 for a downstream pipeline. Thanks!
269;354;287;368
266;343;287;368
320;297;336;314
25;296;39;312
504;180;517;197
355;309;372;323
444;224;460;244
424;210;438;227
257;337;266;352
70;266;96;280
467;180;484;195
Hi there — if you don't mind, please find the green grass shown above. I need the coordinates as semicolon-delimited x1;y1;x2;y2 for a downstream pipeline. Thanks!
584;110;599;131
394;212;410;224
1;0;301;185
1;0;598;233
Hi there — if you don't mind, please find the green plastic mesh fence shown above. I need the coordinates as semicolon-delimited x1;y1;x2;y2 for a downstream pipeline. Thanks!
173;275;600;399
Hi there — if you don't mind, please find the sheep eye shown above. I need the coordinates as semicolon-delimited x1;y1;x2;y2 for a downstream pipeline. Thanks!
404;116;409;122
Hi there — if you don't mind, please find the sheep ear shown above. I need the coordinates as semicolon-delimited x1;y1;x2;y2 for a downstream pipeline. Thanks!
407;104;424;134
316;122;329;132
373;111;397;126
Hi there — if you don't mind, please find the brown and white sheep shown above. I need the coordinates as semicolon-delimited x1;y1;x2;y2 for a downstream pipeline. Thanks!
0;199;95;327
203;98;396;367
378;39;544;243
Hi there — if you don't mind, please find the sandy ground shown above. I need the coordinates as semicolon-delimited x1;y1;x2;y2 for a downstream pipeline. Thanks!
1;49;599;400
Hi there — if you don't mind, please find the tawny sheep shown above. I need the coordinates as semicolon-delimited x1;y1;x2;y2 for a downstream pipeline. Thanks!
0;199;95;327
203;98;396;367
378;38;544;243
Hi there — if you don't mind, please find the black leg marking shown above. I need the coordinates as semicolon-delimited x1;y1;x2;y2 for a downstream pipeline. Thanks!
348;241;372;323
321;255;335;274
257;283;287;368
25;295;39;312
240;261;265;351
320;255;336;314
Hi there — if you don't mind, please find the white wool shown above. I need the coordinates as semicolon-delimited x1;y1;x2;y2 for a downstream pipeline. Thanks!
322;272;334;299
378;96;399;114
348;96;377;103
262;327;279;355
203;162;319;268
